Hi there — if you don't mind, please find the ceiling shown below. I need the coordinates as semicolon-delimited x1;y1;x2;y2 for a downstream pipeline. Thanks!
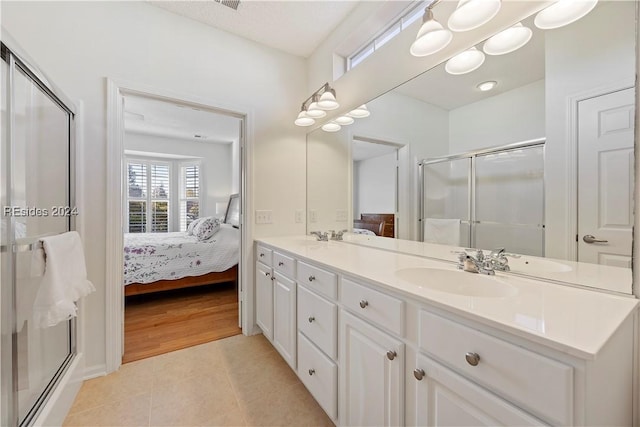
147;0;361;58
352;138;398;162
393;15;545;110
124;95;241;143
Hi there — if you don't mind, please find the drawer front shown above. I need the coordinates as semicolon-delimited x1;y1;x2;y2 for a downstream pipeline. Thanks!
256;244;273;266
273;251;296;278
340;278;404;336
298;285;337;359
419;311;573;426
298;332;337;420
297;261;337;300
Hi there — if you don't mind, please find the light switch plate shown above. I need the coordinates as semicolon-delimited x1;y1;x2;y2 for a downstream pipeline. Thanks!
256;210;273;224
295;209;304;223
309;210;318;223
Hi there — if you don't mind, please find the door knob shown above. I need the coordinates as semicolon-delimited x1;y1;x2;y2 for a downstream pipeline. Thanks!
583;235;608;244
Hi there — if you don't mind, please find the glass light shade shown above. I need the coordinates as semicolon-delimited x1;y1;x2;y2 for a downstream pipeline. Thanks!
294;111;315;127
317;91;339;110
477;80;497;91
334;115;355;125
483;23;532;55
321;122;341;132
348;104;371;118
306;102;327;118
448;0;502;32
534;0;598;30
410;14;453;57
445;47;486;75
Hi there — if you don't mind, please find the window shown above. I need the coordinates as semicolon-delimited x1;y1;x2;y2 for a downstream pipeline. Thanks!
179;163;201;231
126;160;171;233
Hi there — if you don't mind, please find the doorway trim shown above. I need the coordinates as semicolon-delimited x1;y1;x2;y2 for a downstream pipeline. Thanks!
105;78;253;374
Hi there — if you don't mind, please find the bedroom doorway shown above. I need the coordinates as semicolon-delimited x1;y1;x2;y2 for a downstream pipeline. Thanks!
106;81;249;371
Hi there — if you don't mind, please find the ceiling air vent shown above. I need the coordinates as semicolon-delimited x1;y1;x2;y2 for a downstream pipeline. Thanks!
215;0;240;11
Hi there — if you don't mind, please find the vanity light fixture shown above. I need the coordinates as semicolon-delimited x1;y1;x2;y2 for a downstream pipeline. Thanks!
322;122;342;132
477;80;497;91
348;104;371;118
445;47;485;75
334;115;355;126
410;4;453;57
448;0;502;32
294;82;338;127
534;0;598;30
483;22;532;55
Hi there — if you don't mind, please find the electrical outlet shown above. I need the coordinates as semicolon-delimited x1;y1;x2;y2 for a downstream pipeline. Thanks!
336;210;348;222
309;210;318;223
295;209;304;223
255;210;273;224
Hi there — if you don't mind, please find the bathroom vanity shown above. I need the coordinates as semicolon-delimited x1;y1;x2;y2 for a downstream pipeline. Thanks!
255;236;638;426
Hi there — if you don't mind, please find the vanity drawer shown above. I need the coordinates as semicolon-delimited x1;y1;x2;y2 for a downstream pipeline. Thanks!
298;285;337;359
273;251;296;278
340;278;404;336
297;261;337;300
256;244;273;267
419;311;573;426
298;332;337;420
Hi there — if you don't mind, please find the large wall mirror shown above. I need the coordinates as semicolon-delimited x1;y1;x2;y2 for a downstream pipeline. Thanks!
307;0;636;294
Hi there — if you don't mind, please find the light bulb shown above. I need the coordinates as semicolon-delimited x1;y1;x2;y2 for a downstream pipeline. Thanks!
317;91;339;110
448;0;502;32
410;8;453;57
321;122;341;132
348;104;371;118
477;81;497;91
535;0;598;30
483;22;532;55
445;47;485;75
306;102;327;118
334;116;355;125
294;111;315;127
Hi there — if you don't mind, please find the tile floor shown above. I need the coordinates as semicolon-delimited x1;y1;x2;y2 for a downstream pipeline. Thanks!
64;334;335;426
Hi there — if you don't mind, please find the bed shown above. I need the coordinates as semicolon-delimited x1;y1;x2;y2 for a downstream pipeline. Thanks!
123;194;240;296
353;213;395;238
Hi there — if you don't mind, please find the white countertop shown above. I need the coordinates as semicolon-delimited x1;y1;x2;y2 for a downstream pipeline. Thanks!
256;235;638;360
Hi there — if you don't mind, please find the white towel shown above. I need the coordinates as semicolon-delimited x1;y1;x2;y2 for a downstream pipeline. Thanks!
424;218;461;246
32;231;95;328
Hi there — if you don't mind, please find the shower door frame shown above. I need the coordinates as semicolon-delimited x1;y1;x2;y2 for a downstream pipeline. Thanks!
418;137;546;249
1;37;78;427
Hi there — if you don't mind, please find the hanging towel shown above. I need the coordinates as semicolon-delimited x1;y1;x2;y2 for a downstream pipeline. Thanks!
424;218;461;246
32;231;95;328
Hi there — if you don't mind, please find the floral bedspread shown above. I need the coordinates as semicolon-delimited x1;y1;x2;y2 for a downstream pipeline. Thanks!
123;224;239;285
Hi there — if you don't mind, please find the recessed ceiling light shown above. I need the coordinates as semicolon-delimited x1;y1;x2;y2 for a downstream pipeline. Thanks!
477;81;498;91
534;0;598;30
445;47;485;75
483;22;533;55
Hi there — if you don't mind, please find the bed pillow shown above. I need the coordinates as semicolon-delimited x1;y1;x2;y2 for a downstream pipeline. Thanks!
187;217;204;235
193;217;220;241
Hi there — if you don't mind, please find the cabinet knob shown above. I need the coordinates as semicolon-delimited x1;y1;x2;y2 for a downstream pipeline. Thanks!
308;275;316;282
359;300;369;309
278;261;284;266
386;350;397;361
259;253;265;257
308;316;315;323
264;271;270;277
413;368;425;381
308;369;315;376
465;352;480;366
270;276;276;282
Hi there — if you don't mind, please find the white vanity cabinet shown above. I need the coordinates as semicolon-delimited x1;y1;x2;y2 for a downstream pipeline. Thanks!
255;260;274;340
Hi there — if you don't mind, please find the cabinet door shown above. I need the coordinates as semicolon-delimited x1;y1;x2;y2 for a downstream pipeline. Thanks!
273;272;297;369
255;262;274;341
340;310;404;427
412;353;547;426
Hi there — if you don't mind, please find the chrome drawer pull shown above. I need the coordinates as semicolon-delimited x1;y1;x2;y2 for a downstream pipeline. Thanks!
465;352;480;366
259;253;265;257
308;369;315;376
308;275;316;282
264;272;270;277
278;261;284;266
308;316;315;323
359;300;369;309
270;276;276;282
413;368;425;381
386;350;397;361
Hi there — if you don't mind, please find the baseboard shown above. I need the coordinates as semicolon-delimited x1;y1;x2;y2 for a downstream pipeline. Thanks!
83;363;107;380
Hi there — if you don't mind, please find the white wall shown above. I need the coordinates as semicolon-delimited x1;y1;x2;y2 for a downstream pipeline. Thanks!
353;152;396;218
545;0;636;260
124;132;234;218
2;1;307;373
448;79;545;152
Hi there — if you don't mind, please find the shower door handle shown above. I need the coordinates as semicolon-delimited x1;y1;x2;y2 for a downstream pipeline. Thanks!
583;235;608;244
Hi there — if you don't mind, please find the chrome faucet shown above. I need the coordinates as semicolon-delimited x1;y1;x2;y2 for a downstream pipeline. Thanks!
487;248;521;271
310;231;329;241
329;229;348;241
453;249;495;275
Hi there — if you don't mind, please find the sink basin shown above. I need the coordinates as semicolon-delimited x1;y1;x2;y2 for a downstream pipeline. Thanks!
394;268;517;298
507;257;572;273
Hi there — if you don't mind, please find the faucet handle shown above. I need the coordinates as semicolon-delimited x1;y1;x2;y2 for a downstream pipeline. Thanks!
490;247;505;257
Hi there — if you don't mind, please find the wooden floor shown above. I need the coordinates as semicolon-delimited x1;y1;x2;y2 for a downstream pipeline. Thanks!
123;282;241;364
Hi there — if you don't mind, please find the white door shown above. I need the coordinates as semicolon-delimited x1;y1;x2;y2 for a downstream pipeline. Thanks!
412;354;545;426
255;262;273;341
340;311;404;427
578;88;635;266
273;272;296;369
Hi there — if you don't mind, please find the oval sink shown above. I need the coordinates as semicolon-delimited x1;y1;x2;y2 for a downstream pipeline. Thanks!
394;268;517;298
508;257;572;273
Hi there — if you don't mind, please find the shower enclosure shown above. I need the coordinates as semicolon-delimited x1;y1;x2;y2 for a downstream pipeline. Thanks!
1;38;77;427
419;139;545;256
